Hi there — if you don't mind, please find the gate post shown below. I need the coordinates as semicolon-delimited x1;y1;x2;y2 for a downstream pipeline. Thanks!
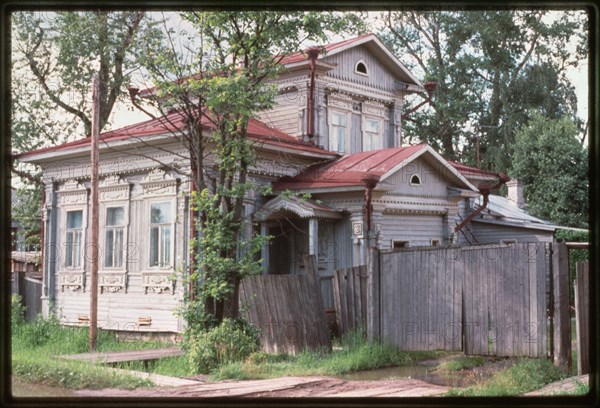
366;247;380;342
552;241;572;372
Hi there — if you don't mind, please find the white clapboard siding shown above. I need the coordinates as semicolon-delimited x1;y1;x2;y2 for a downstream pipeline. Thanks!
471;221;554;244
385;157;453;197
380;214;445;249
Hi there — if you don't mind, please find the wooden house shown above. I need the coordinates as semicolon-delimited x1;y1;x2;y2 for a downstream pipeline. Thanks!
18;34;556;333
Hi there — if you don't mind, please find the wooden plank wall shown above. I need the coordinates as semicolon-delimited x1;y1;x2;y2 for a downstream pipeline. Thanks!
574;262;589;375
376;243;549;357
552;241;572;371
239;255;331;355
379;247;463;352
462;243;548;357
332;265;367;336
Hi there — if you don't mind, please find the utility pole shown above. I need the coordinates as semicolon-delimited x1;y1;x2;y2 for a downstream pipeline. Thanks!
89;75;100;352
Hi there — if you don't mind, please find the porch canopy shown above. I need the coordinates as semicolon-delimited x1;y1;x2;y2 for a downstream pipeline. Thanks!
255;195;341;273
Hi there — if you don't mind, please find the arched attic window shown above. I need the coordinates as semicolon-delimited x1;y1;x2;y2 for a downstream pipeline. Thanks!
354;60;368;76
410;174;421;186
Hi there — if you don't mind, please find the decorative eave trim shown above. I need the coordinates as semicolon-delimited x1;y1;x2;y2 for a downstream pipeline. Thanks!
255;196;341;222
382;207;447;216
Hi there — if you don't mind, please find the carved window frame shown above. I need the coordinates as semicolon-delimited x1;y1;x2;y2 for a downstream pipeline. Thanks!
56;180;88;293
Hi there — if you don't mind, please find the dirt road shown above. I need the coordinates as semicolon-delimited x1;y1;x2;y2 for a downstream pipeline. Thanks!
75;376;450;398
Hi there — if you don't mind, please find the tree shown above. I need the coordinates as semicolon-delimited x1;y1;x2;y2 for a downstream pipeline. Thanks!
12;11;159;259
133;11;364;329
380;10;587;170
511;112;588;228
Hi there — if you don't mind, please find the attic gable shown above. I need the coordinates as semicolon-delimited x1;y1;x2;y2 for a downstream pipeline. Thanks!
280;33;423;91
273;145;482;193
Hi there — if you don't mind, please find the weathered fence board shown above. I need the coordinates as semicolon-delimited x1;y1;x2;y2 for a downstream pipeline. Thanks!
239;256;331;355
332;265;367;336
552;241;572;371
373;243;549;357
379;247;464;352
23;277;42;321
575;262;589;375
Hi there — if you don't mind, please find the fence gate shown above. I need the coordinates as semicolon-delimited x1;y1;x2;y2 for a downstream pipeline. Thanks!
378;243;550;357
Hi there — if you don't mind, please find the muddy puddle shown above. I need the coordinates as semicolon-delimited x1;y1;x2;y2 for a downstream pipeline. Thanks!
11;378;78;398
337;357;512;388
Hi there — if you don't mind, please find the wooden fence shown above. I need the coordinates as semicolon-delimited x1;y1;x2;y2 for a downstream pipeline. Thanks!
332;265;367;336
239;255;331;355
12;271;43;322
334;243;553;358
574;262;589;375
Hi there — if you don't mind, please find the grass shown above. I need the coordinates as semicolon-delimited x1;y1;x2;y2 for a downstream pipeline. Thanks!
437;356;486;372
447;358;565;396
11;311;171;390
209;330;447;381
113;356;191;377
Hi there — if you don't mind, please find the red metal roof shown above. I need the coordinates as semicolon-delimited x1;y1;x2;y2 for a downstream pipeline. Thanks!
447;161;499;178
274;146;502;191
18;111;336;160
274;145;428;190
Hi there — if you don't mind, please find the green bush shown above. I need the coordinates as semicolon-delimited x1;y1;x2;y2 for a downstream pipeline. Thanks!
11;295;26;330
187;318;260;374
18;313;62;348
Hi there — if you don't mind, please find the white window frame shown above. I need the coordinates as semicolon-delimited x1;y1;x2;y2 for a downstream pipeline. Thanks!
328;109;351;154
392;240;409;249
64;208;86;271
354;60;369;76
100;203;129;271
146;198;176;270
61;206;87;271
410;174;422;186
362;116;384;151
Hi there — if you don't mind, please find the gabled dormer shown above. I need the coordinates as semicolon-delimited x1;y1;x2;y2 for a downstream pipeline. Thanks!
257;33;424;155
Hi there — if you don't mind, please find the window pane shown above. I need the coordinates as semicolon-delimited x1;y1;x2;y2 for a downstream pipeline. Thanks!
366;119;379;133
115;229;124;267
106;207;124;226
151;202;172;224
105;230;114;268
332;112;345;126
336;127;345;152
161;226;171;266
67;211;83;228
66;232;73;267
149;226;159;266
73;231;81;268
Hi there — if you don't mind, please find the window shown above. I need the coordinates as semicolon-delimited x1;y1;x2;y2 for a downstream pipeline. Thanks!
410;174;421;186
363;118;382;151
501;239;517;246
105;207;125;268
149;202;172;267
392;240;408;249
330;111;347;153
431;239;440;247
355;61;368;75
65;210;83;268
